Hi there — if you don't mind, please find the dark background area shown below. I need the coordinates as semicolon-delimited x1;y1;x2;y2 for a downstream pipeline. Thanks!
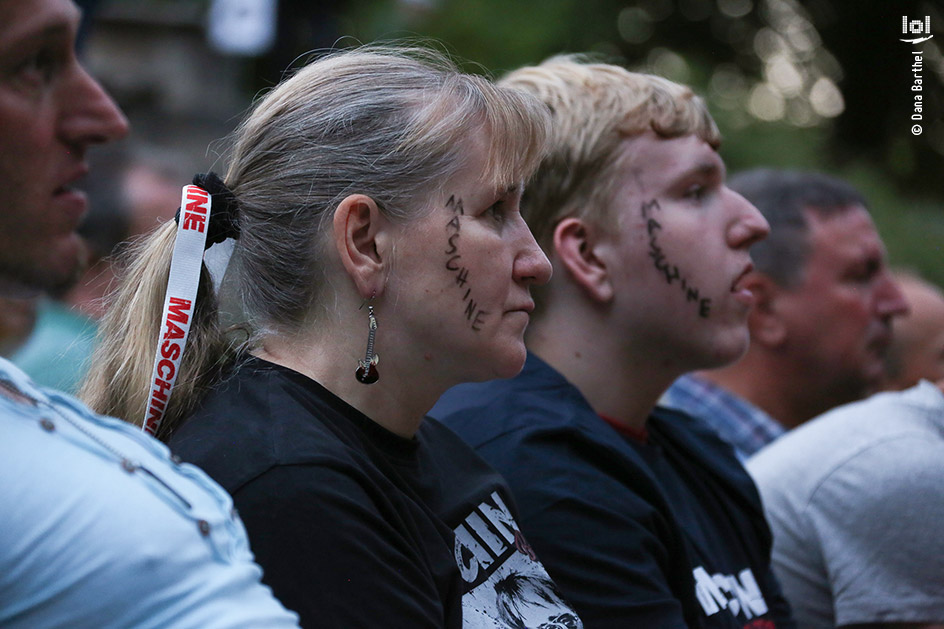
81;0;944;283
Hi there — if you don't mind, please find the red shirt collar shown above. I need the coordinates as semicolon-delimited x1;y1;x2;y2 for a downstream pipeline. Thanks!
598;413;648;443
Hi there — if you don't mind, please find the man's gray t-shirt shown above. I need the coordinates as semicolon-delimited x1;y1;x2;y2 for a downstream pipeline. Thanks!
748;382;944;628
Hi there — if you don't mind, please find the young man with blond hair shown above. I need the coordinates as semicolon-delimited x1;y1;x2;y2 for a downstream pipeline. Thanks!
434;57;795;627
663;169;908;460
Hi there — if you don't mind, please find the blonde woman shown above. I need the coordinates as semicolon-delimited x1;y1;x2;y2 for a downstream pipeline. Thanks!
83;47;583;628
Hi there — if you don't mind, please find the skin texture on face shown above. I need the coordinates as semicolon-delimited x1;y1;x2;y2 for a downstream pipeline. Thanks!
598;132;769;372
0;295;38;355
775;207;908;401
0;0;128;296
884;275;944;391
385;134;552;385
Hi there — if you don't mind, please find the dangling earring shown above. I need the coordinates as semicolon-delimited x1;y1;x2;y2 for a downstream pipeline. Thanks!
355;297;379;384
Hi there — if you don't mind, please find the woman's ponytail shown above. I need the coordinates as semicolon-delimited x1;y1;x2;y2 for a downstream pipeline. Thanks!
81;204;230;442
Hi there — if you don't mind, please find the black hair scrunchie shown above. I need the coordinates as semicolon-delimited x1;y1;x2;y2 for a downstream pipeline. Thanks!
173;171;241;248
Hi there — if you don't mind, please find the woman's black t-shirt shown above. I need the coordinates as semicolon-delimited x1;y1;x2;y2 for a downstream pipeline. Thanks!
169;358;581;628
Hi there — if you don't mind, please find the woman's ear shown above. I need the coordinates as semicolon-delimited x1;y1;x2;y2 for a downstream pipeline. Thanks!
553;217;613;303
333;194;388;299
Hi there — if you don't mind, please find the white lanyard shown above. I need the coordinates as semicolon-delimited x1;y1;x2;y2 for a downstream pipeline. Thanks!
142;185;212;436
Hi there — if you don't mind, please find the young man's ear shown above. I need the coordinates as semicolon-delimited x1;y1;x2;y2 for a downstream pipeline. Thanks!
332;194;389;299
746;274;787;347
553;217;614;303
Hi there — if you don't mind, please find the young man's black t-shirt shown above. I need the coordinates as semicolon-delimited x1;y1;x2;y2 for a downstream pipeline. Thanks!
433;352;795;629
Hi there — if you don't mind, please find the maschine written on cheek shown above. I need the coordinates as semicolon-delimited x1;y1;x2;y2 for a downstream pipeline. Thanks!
444;195;489;331
641;199;711;318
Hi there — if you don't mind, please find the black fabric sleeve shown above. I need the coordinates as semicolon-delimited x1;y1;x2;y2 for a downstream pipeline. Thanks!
759;563;797;629
478;427;699;629
232;464;451;629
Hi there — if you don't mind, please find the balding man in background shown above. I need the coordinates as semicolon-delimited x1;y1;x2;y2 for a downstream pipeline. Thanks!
882;270;944;391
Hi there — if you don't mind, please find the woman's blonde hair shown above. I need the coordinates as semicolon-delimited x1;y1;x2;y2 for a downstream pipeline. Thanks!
499;55;721;250
80;45;550;440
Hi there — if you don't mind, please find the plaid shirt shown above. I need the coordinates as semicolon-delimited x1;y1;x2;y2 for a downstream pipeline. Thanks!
660;373;785;461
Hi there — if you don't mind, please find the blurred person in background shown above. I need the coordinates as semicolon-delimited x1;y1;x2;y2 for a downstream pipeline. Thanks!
82;46;583;628
0;296;39;359
662;169;908;460
749;353;944;627
0;0;300;625
747;270;944;627
881;270;944;391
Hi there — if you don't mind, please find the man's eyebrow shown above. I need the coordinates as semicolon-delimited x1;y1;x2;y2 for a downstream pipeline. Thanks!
0;6;80;53
34;23;73;41
666;160;722;187
687;161;722;178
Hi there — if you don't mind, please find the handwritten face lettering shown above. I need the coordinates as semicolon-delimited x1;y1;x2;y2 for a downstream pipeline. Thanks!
385;135;551;384
641;200;711;319
444;195;490;331
446;194;465;216
602;132;768;369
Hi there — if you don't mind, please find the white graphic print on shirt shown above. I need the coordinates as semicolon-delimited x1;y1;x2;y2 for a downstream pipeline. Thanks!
693;565;769;620
454;491;582;628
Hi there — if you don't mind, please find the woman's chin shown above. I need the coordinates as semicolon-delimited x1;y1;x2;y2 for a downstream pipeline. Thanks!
444;341;528;385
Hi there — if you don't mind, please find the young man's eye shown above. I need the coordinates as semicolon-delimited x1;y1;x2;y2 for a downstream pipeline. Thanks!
486;201;506;224
683;185;708;202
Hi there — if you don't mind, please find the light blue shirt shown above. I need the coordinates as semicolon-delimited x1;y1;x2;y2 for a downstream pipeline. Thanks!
0;358;299;628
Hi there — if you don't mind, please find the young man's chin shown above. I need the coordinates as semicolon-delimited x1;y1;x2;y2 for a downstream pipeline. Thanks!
699;333;751;371
488;344;529;382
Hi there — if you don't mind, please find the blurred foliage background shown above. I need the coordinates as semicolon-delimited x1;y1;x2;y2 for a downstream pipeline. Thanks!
343;0;944;284
90;0;944;283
